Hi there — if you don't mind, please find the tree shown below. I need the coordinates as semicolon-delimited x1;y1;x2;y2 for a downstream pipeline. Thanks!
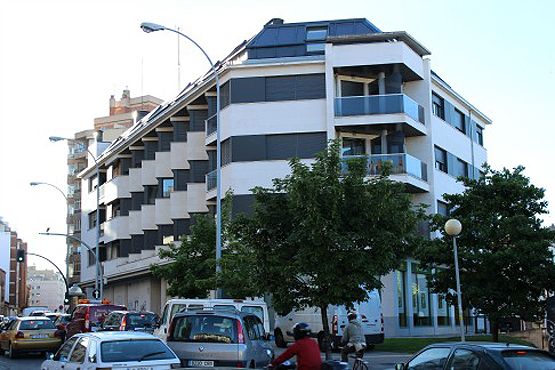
418;166;555;341
233;140;427;356
151;192;261;299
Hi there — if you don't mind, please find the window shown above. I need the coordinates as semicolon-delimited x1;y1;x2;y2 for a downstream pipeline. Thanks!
112;161;122;178
454;159;468;178
88;175;98;193
397;265;408;327
111;201;120;219
449;349;481;369
407;347;451;370
241;306;264;323
342;138;366;156
306;26;327;54
171;315;239;343
306;43;325;53
453;109;466;133
476;126;484;146
88;339;97;363
437;200;449;217
432;93;445;119
69;337;88;363
162;179;174;198
437;294;451;326
434;146;448;173
101;339;175;362
54;337;77;361
411;263;432;326
88;211;97;229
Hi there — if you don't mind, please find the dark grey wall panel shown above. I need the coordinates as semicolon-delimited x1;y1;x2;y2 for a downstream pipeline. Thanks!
172;121;187;142
157;225;173;244
120;239;131;258
130;234;144;254
189;160;209;183
189;110;208;132
144;141;157;160
173;218;191;239
231;77;266;104
143;230;158;250
131;150;144;168
232;136;267;162
173;169;188;191
232;194;256;216
131;192;143;211
158;132;172;152
121;158;131;175
120;198;131;216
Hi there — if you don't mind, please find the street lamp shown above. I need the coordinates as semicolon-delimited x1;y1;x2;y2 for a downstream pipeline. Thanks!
49;135;103;299
68;283;83;296
445;218;465;341
141;21;223;298
40;231;102;299
30;181;71;285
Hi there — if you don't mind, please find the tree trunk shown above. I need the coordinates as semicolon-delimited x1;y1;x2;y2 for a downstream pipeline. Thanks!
320;304;332;360
491;319;499;342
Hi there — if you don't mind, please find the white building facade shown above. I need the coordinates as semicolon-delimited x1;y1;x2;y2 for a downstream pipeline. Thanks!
79;18;490;337
27;266;66;312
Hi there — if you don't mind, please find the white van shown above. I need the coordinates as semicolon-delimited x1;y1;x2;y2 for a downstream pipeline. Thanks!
274;289;384;349
155;298;270;341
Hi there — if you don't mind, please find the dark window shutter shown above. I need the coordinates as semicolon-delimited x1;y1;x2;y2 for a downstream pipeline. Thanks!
230;77;266;104
296;74;326;99
266;76;296;101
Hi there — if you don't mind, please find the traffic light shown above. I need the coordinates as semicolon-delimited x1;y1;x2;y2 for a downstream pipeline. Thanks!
64;292;70;305
16;249;25;263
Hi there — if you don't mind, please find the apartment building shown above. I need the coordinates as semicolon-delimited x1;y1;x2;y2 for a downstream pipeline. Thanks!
66;90;162;285
78;18;490;337
27;266;66;311
0;218;29;314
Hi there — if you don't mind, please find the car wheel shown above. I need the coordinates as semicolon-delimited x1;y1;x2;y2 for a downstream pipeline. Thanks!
249;360;256;368
8;342;16;359
274;329;287;348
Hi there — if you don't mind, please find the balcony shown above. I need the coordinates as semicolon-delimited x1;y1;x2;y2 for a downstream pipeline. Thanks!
206;169;217;191
205;113;217;145
334;94;426;136
341;153;429;192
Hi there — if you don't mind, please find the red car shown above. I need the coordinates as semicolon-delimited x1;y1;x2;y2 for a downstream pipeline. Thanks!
65;303;126;339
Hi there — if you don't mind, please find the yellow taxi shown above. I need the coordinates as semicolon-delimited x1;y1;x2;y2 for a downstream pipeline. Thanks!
0;316;62;358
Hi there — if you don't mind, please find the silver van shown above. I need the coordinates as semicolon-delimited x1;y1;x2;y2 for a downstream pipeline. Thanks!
166;309;274;368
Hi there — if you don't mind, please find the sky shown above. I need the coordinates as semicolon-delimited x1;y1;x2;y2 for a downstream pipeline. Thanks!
1;0;554;272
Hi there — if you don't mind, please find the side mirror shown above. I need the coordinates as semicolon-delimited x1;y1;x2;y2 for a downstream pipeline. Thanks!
394;364;405;370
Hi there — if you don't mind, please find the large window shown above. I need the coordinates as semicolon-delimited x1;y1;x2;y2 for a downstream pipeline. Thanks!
437;294;451;326
306;26;327;54
88;211;97;229
412;263;432;326
162;179;174;198
434;146;448;173
476;126;484;146
437;200;449;217
342;137;366;156
453;109;466;133
397;264;408;327
454;159;468;178
432;93;445;120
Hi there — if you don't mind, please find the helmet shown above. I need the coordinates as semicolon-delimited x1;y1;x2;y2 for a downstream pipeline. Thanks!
347;311;358;321
292;322;311;340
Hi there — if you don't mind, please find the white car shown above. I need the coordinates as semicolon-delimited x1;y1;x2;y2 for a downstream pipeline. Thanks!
41;331;181;370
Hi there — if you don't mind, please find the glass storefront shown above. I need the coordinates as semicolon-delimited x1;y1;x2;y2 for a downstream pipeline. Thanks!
412;263;432;326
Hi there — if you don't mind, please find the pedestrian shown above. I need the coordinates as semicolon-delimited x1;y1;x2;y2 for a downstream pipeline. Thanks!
341;312;366;362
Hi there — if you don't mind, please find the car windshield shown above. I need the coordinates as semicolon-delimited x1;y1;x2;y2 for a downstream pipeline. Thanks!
128;313;158;327
101;339;175;362
502;350;555;370
19;320;55;330
172;315;238;343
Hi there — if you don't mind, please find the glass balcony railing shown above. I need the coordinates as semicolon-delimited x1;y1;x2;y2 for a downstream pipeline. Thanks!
205;113;218;136
206;169;217;191
341;153;428;182
335;94;425;124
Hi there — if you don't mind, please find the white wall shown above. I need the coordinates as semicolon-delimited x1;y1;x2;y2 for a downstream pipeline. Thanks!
0;231;11;300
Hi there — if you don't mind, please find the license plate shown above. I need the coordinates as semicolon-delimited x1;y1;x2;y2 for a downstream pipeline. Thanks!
125;367;153;370
32;334;48;339
189;360;214;367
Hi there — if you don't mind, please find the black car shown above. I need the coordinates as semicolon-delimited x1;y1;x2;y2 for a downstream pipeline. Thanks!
101;311;159;333
395;342;555;370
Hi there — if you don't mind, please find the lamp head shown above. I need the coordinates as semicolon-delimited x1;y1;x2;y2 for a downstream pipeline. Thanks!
30;182;41;186
68;283;83;297
49;136;66;143
444;218;462;236
140;22;166;33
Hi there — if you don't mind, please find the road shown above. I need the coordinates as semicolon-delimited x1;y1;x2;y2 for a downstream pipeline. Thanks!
0;348;411;370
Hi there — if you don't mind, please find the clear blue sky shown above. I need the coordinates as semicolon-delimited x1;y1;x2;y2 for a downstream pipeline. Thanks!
1;0;553;271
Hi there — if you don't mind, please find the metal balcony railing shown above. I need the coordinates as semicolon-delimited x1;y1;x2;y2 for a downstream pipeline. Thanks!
335;94;425;124
205;113;218;137
341;153;428;182
206;169;217;191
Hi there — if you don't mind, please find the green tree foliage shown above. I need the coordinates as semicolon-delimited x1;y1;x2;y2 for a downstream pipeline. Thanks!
418;166;555;341
233;140;427;354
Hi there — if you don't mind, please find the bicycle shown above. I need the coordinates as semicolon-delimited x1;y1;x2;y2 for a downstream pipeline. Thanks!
351;355;369;370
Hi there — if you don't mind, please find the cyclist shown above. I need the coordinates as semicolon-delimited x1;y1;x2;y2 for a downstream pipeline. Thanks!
340;312;366;362
269;322;322;370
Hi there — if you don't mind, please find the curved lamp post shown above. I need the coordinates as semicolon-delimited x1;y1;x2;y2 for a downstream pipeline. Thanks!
140;21;222;298
445;218;465;341
30;181;71;287
49;136;102;299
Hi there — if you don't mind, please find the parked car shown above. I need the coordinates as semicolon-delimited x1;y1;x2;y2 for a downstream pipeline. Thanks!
0;316;62;358
65;303;126;338
41;331;181;370
394;342;555;370
156;298;270;341
166;308;274;368
101;310;159;333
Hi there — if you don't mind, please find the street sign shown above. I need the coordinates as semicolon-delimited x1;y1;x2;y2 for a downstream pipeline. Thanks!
92;289;100;300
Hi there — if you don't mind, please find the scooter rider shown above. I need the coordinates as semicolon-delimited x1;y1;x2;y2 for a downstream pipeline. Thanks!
341;312;366;362
270;322;322;370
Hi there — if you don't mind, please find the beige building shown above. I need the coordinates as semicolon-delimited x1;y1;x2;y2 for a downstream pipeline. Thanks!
27;266;66;312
